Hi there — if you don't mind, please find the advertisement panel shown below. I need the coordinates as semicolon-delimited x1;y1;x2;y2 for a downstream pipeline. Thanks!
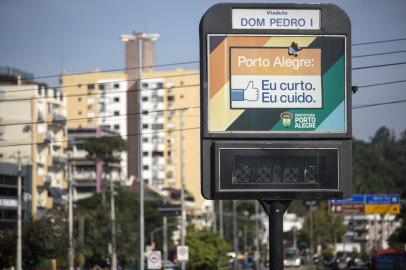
207;34;346;134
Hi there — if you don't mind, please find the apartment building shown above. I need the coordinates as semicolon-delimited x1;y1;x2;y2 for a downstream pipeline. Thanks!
0;67;68;218
343;214;400;252
142;69;201;209
67;127;124;201
61;72;128;185
121;33;203;211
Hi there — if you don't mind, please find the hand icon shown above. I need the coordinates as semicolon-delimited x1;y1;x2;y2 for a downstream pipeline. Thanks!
244;81;259;101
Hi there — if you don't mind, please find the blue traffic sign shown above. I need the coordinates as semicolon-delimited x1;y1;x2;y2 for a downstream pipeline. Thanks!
365;194;400;205
330;194;364;205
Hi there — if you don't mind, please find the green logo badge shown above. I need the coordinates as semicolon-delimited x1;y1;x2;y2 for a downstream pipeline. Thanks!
280;112;293;128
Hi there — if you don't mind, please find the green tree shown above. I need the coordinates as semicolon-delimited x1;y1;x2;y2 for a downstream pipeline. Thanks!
74;188;164;268
301;202;345;251
186;227;231;270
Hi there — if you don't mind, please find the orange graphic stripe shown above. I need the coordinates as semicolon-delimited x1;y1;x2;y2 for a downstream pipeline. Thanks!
209;36;271;98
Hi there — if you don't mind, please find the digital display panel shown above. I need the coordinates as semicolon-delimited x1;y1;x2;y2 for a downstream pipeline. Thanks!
218;148;339;191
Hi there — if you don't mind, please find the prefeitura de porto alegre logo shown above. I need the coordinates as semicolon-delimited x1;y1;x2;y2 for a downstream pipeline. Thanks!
280;111;293;128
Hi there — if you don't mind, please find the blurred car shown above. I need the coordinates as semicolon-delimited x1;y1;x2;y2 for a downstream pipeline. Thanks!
284;249;302;268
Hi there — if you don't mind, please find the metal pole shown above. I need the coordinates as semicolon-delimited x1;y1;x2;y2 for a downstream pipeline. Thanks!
110;168;117;270
255;201;260;270
212;201;217;233
68;158;74;270
138;36;144;270
16;151;22;270
180;109;186;270
163;216;168;270
268;201;285;270
309;207;314;261
233;200;238;270
219;200;224;238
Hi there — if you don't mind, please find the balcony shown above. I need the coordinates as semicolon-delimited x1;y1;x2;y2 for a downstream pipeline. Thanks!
52;156;67;169
51;113;66;126
73;171;96;181
37;175;52;187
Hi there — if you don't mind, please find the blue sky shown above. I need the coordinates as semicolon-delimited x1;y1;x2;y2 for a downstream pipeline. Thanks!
1;0;405;141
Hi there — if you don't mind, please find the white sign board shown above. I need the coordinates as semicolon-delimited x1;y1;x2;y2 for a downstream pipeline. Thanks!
232;9;320;30
147;250;161;270
177;246;189;262
230;47;322;109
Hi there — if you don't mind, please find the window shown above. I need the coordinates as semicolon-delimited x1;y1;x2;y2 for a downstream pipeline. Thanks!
98;84;105;90
87;84;95;90
114;111;120;116
78;97;82;102
142;82;149;88
151;96;163;102
167;95;175;102
143;151;149;157
142;110;148;115
114;97;120;102
143;165;149;170
152;151;164;157
113;83;120;89
143;137;149;143
142;124;149;129
88;105;92;110
78;111;82;115
114;124;120;130
156;82;164;89
142;96;148;102
151;124;163;130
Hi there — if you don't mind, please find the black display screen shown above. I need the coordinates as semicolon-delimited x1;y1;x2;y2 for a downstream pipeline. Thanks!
218;148;339;191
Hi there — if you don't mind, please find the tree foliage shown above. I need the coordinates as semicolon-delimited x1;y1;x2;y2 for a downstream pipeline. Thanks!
186;227;231;270
83;136;127;164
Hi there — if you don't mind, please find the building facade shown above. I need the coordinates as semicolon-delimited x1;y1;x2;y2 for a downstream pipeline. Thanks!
0;67;68;218
62;72;128;185
67;127;124;201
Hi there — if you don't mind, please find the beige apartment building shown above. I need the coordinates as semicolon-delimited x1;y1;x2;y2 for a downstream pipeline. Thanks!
142;69;202;209
0;67;68;217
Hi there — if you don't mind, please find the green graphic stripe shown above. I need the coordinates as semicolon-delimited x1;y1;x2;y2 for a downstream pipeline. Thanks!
271;56;345;131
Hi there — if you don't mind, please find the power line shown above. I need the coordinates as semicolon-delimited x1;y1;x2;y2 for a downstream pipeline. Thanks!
2;72;200;94
0;83;200;103
0;106;200;127
1;98;405;147
352;37;406;46
353;50;406;58
358;79;406;88
0;126;201;148
353;99;406;109
3;48;406;96
353;61;406;70
27;60;199;81
2;74;406;103
17;37;406;81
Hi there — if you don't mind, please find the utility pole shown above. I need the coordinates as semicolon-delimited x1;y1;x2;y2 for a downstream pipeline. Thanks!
179;108;186;270
219;200;224;238
137;35;145;270
163;216;168;270
309;206;314;261
255;201;261;270
68;157;74;270
233;200;238;270
110;168;117;270
16;151;22;270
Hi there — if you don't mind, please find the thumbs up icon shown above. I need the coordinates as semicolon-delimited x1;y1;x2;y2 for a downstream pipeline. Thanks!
243;81;259;101
231;81;259;102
